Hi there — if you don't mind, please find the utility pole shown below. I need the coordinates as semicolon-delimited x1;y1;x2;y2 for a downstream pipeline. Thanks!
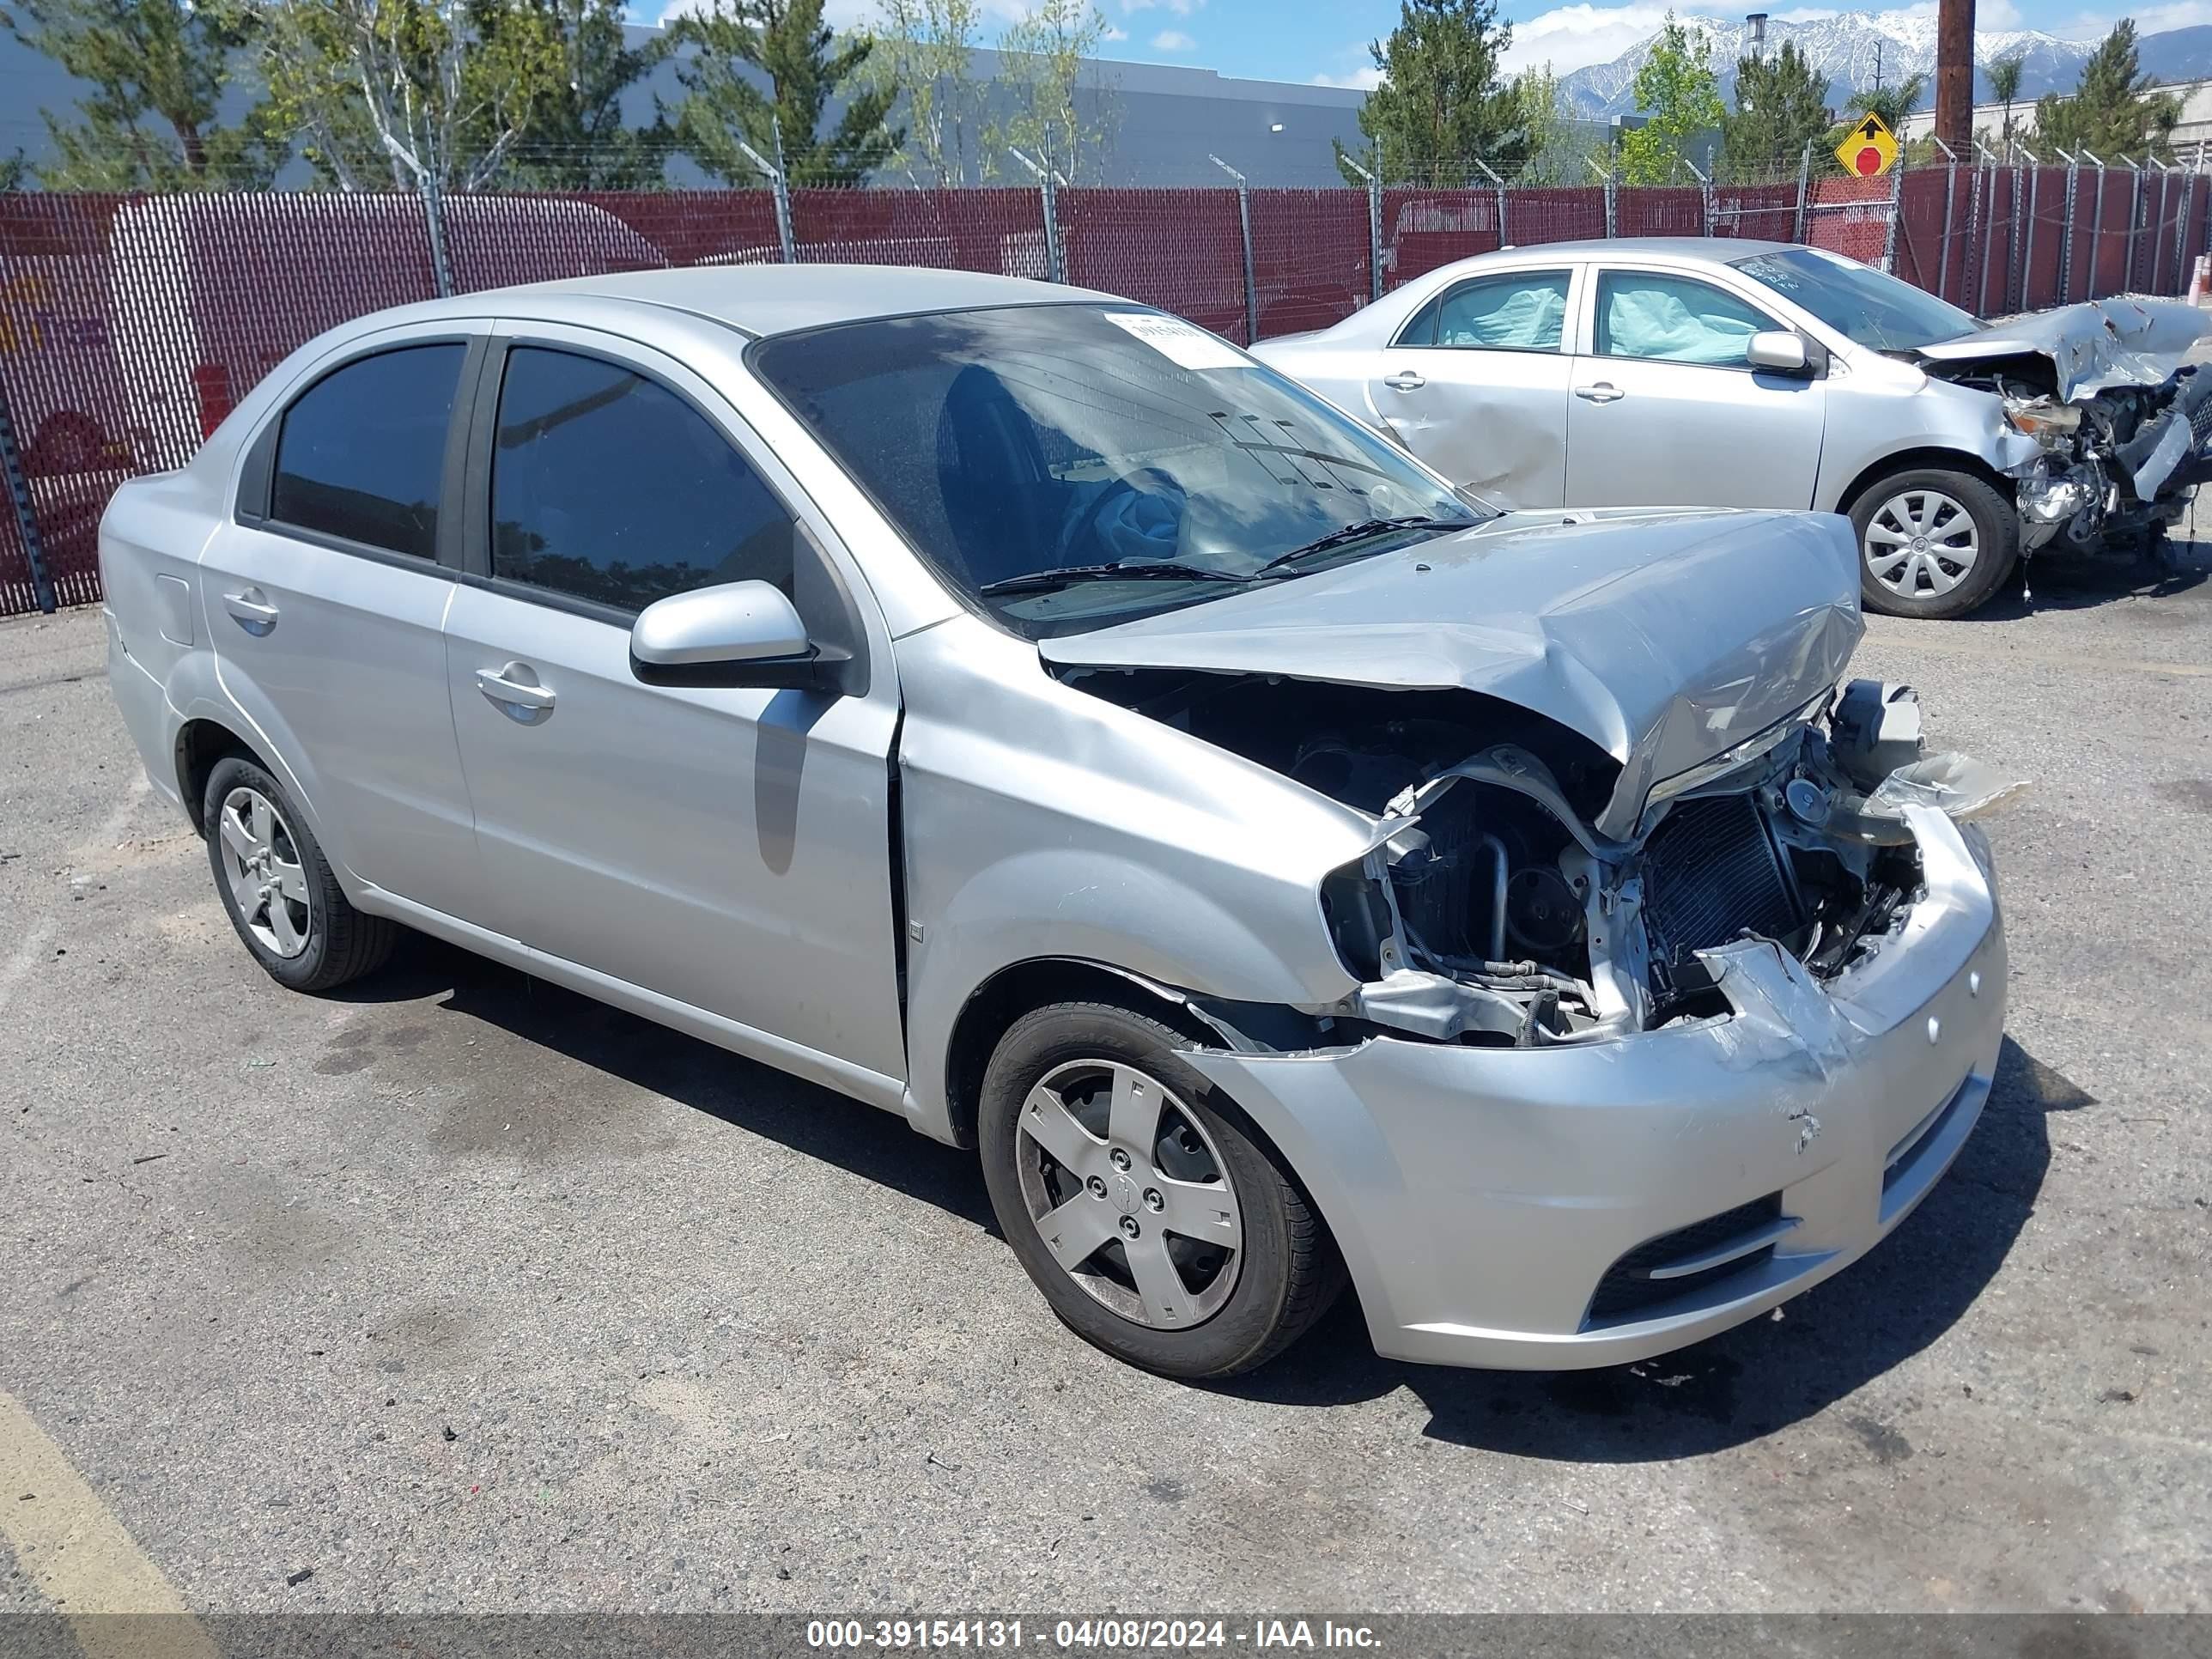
1935;0;1975;155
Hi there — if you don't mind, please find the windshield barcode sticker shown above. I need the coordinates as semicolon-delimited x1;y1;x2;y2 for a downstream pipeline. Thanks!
1102;311;1252;371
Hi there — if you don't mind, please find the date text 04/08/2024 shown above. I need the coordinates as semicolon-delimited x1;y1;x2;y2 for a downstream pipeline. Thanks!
805;1621;1382;1650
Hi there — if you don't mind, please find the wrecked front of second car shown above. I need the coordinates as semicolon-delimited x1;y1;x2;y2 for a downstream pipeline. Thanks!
1921;295;2212;556
909;507;2018;1370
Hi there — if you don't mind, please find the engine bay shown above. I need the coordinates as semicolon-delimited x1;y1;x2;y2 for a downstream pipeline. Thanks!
1911;300;2212;556
1066;667;2018;1048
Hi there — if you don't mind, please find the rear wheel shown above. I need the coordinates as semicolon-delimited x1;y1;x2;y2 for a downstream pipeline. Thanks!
203;756;395;993
978;1000;1344;1378
1849;465;2018;620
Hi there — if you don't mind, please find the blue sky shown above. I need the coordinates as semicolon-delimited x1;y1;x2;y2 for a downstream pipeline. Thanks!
638;0;2212;86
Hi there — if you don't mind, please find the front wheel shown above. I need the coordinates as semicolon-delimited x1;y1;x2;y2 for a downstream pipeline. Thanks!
977;1000;1344;1378
1848;466;2019;620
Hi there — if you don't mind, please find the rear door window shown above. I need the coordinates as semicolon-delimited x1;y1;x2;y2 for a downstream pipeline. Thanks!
1399;270;1571;350
489;345;797;613
270;343;465;558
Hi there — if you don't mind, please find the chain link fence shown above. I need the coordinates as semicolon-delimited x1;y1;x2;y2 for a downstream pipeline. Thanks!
3;163;2208;617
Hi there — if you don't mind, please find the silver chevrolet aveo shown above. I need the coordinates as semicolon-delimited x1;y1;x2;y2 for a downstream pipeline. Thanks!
102;265;2012;1378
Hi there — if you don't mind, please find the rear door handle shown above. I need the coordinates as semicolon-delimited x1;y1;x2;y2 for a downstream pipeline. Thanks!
222;587;278;632
1382;369;1426;392
476;664;556;717
1574;382;1626;404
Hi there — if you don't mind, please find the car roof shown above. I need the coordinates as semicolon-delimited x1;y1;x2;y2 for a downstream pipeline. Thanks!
1480;237;1797;263
441;264;1128;338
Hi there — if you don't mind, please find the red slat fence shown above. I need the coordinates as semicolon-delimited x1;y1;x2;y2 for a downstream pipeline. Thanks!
3;172;2205;616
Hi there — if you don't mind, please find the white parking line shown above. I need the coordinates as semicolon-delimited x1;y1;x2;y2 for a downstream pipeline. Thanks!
0;1389;218;1659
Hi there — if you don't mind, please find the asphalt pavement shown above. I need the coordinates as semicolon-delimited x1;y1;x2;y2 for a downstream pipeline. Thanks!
2;542;2208;1616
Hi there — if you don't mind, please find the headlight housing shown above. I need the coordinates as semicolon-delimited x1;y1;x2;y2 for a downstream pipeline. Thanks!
2003;398;2082;447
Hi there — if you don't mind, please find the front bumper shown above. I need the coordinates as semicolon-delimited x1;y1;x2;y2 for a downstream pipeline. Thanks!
1182;805;2006;1370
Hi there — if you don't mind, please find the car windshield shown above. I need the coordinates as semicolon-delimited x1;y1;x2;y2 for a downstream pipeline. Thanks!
749;304;1480;639
1730;246;1984;351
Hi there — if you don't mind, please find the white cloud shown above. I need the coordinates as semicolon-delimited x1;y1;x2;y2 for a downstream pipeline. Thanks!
1152;27;1196;50
1311;66;1385;88
1101;21;1129;39
1498;2;1683;75
1120;0;1204;13
2055;0;2212;35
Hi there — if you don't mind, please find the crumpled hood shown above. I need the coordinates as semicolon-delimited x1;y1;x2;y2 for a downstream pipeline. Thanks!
1914;296;2209;401
1041;506;1864;841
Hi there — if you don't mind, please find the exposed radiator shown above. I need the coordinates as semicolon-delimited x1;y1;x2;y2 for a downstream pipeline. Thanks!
1641;793;1801;970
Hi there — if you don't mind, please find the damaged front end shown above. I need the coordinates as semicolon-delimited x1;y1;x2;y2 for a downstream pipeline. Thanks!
1056;656;2017;1054
1301;682;2015;1050
1916;297;2212;555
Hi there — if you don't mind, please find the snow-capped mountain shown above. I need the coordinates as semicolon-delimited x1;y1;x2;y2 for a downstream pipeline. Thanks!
1556;12;2103;118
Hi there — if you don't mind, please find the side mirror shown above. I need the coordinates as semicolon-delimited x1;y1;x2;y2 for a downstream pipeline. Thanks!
629;580;827;690
1746;330;1818;377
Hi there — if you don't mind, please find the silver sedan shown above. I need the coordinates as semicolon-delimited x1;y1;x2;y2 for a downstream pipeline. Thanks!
103;266;2009;1376
1255;238;2209;620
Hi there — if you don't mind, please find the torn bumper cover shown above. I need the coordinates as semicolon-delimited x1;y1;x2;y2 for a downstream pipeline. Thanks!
1179;805;2006;1370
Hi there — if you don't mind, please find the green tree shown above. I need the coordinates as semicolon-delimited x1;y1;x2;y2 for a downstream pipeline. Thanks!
471;0;672;187
1722;39;1830;180
992;0;1115;184
866;0;994;185
0;150;26;190
2035;21;2179;161
1511;64;1601;185
1835;70;1926;145
670;0;902;187
1987;50;2026;155
253;0;567;191
1617;13;1723;185
1334;0;1524;186
0;0;283;189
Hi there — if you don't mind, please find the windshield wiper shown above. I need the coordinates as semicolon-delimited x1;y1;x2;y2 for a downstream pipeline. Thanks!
976;561;1252;597
1253;515;1458;577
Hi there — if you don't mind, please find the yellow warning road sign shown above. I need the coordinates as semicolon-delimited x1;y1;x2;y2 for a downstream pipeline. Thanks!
1835;112;1899;178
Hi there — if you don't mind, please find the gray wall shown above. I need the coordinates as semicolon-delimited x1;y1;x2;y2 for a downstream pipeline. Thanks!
0;22;1370;191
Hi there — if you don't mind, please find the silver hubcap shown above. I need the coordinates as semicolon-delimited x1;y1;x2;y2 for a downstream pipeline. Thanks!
216;786;311;958
1865;488;1979;599
1015;1060;1243;1331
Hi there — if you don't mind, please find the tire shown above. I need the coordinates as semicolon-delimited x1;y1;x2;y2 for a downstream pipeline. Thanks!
1848;465;2019;620
977;1000;1345;1378
202;755;395;994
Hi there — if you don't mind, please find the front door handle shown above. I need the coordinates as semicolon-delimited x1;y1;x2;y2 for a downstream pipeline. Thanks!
1382;369;1426;392
1574;382;1626;404
222;588;278;633
476;664;556;719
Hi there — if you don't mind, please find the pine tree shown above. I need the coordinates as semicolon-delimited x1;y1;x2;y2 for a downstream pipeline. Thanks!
1723;39;1830;180
0;0;283;189
669;0;902;188
2035;21;2179;161
1334;0;1525;187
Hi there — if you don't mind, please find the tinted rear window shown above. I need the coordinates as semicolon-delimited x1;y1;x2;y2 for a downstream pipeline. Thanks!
270;343;464;558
